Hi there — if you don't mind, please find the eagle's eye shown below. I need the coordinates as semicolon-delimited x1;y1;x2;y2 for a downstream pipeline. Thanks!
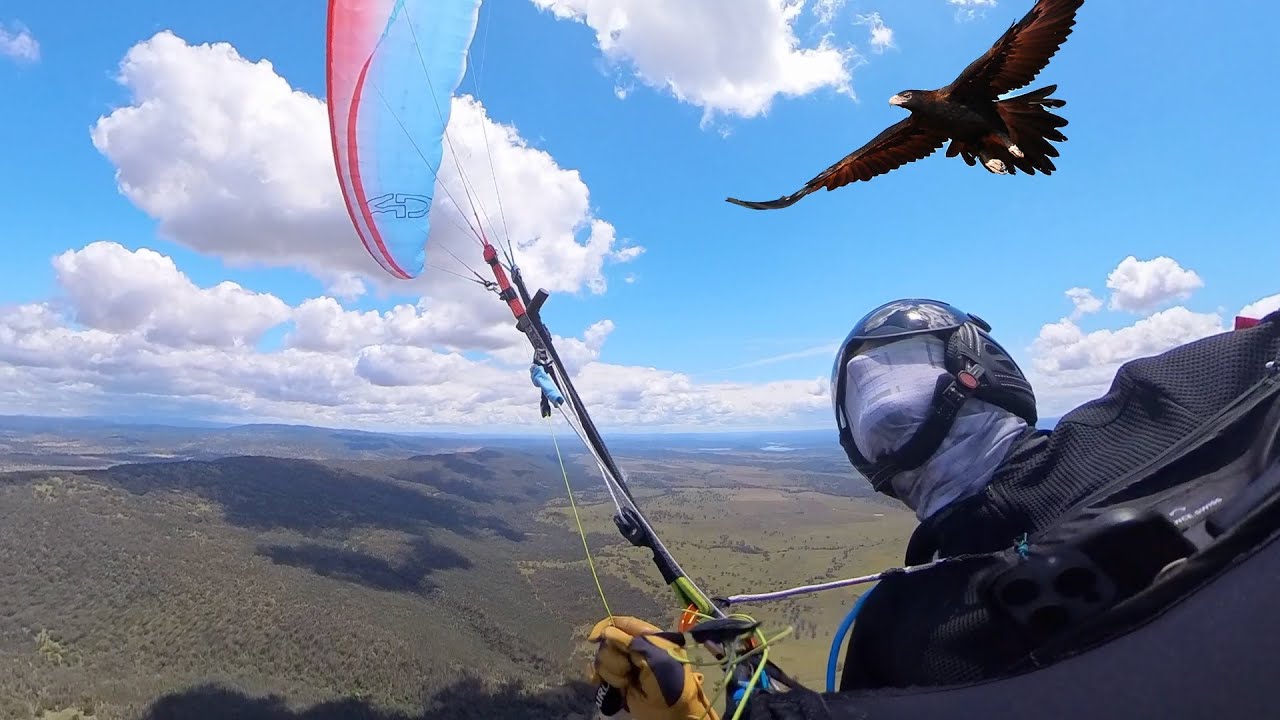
900;92;913;99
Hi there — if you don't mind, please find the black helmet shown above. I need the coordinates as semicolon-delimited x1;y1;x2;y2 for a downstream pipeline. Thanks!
831;299;1037;498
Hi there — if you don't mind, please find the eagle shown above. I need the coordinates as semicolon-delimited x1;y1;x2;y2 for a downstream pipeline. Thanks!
726;0;1084;211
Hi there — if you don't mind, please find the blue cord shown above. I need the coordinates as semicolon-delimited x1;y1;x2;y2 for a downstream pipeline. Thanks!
826;587;874;692
1014;532;1030;558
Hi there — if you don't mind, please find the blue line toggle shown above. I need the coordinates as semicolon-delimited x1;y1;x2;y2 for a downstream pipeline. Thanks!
531;364;565;406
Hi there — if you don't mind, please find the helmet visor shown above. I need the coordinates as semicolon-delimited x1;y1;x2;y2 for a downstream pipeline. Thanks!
831;299;973;418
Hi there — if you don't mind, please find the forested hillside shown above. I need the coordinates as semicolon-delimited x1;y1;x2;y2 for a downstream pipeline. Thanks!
0;451;662;719
0;445;914;719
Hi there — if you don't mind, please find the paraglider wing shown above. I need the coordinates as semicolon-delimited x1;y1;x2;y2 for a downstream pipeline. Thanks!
327;0;482;279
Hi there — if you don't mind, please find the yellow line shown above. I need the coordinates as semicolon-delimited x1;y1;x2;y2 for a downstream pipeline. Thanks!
546;415;612;620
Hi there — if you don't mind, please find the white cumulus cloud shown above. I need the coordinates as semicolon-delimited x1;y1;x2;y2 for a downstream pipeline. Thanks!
89;30;641;355
948;0;998;22
1239;294;1280;320
1065;286;1102;319
1105;255;1205;313
0;242;828;431
1031;306;1226;376
855;13;895;54
326;273;367;302
529;0;857;126
813;0;848;27
0;22;39;63
1027;255;1275;415
52;241;291;349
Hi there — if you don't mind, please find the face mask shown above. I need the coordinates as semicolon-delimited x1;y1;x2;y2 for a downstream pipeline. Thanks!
843;334;1027;519
843;334;949;463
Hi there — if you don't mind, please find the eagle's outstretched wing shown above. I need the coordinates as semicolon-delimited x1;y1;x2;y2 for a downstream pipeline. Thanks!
946;0;1084;102
726;118;948;210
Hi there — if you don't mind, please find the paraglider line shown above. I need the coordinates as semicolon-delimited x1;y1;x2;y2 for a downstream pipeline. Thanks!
399;3;504;255
545;414;613;620
521;305;725;618
555;404;623;511
424;260;492;288
466;5;516;269
494;134;790;713
368;82;487;248
437;241;490;284
514;270;726;625
723;557;958;605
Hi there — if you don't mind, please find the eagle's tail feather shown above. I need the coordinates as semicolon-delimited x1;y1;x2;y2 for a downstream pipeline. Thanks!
996;84;1069;175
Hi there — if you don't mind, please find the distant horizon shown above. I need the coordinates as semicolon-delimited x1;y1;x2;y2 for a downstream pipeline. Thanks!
0;411;1062;438
0;411;833;438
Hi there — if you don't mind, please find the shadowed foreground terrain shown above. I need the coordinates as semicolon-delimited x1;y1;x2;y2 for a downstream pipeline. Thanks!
0;439;913;719
140;678;598;720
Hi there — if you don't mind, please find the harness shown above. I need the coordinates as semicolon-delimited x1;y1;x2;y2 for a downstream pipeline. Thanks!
751;316;1280;719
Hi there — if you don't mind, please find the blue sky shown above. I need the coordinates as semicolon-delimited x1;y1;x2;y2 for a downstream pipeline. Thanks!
1;1;1277;432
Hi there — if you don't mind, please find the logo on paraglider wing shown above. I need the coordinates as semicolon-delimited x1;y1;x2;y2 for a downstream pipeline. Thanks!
368;193;431;219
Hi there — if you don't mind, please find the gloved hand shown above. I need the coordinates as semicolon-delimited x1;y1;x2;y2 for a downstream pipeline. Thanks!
588;615;720;720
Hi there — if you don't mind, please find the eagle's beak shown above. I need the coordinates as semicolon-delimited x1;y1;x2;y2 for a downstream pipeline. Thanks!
889;94;907;107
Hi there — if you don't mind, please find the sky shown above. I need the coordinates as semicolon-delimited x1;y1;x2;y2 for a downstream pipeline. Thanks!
0;0;1277;434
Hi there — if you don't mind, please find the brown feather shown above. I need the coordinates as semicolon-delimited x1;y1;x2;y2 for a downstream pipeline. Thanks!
725;118;949;210
994;84;1070;174
946;0;1084;101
